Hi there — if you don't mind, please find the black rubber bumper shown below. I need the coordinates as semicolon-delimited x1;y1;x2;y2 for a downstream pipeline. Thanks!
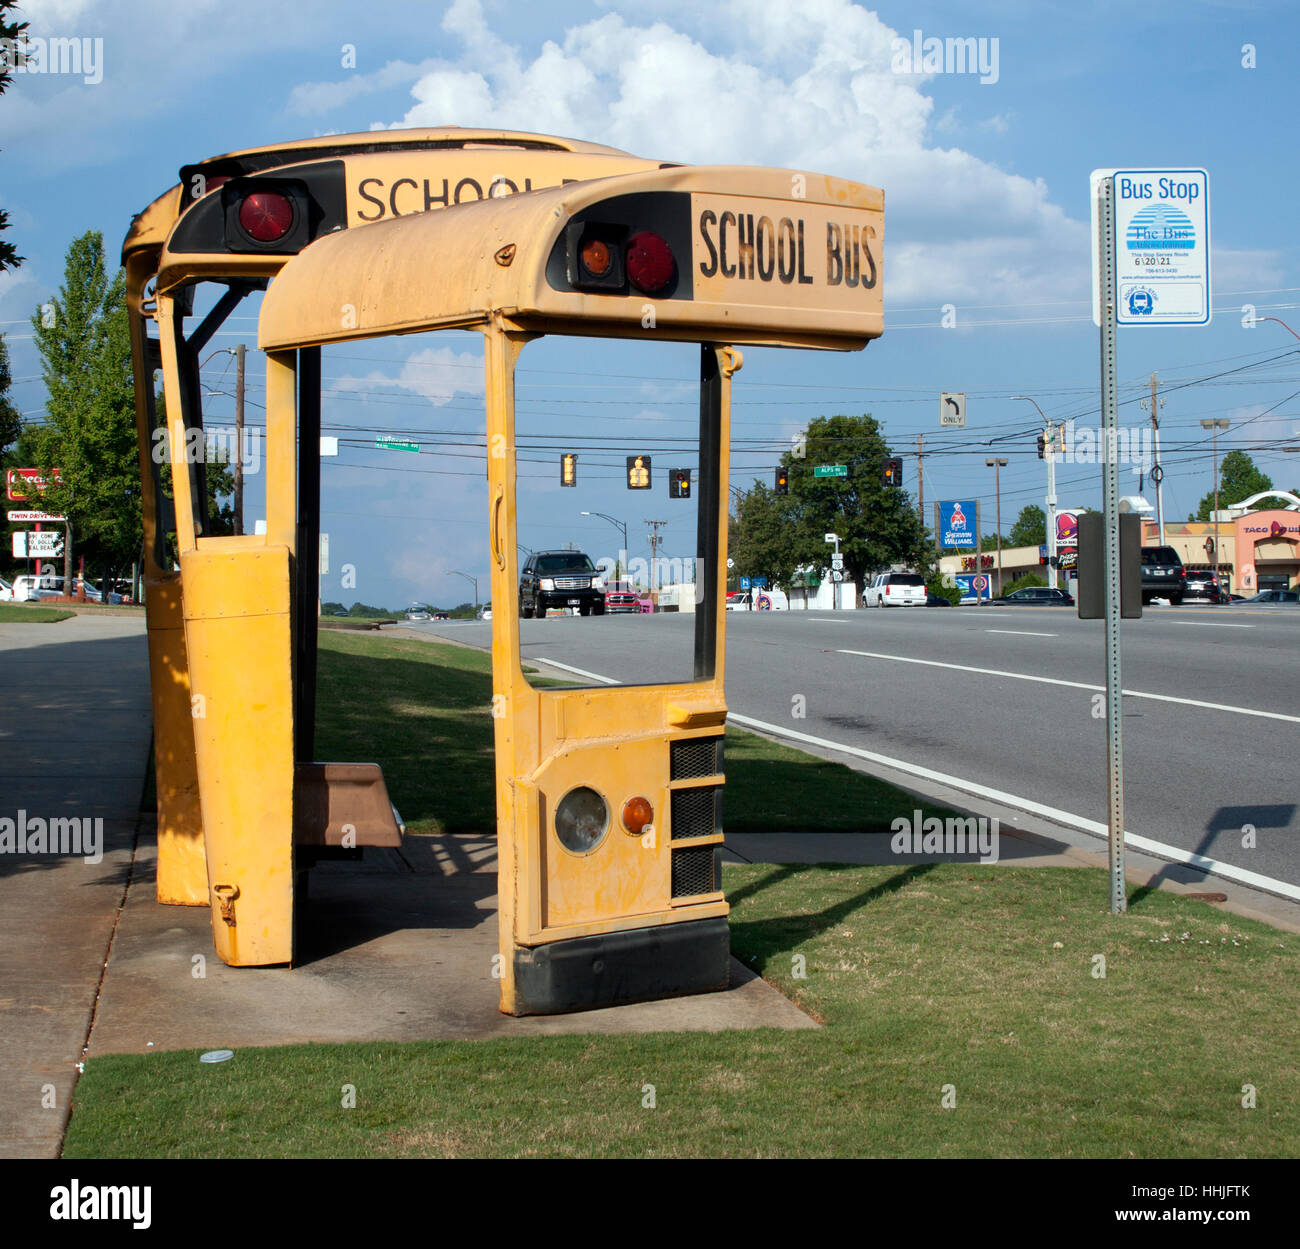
511;916;731;1015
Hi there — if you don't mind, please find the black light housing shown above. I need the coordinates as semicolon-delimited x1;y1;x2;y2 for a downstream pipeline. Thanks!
566;221;627;290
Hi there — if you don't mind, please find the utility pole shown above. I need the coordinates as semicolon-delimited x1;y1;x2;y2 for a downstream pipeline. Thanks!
234;342;246;536
1142;371;1165;545
915;433;924;523
1013;396;1057;589
645;519;668;597
985;457;1007;594
1201;418;1229;588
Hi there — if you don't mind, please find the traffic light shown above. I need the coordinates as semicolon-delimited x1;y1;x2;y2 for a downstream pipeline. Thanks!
627;455;652;489
560;453;577;486
1036;434;1045;460
881;456;902;487
669;468;692;499
775;466;789;495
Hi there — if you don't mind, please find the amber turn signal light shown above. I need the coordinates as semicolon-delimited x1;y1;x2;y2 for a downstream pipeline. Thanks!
621;796;654;835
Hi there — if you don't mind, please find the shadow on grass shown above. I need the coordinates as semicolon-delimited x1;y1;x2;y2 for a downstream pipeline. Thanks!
728;861;937;972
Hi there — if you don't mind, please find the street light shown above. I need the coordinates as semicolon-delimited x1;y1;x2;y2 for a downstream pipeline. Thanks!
580;510;628;580
1200;418;1230;589
450;569;478;615
1012;396;1058;589
985;458;1008;593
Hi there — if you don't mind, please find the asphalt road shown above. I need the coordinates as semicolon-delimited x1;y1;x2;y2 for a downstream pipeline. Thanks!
407;603;1300;898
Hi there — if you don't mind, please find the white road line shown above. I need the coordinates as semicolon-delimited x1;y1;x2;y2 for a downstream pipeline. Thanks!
725;712;1300;904
1172;622;1255;629
837;648;1300;725
985;629;1057;637
535;655;1300;904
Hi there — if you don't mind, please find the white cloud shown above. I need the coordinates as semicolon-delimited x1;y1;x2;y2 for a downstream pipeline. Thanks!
382;0;1084;307
287;58;441;117
333;344;485;409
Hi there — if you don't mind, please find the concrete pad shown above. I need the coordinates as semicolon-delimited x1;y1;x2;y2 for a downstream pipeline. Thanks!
87;832;816;1058
0;616;152;1158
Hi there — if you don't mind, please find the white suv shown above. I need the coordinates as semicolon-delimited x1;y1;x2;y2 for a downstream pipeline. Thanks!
865;572;927;607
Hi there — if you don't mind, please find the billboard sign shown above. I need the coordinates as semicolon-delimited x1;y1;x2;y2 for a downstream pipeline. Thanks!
6;467;63;501
939;500;977;550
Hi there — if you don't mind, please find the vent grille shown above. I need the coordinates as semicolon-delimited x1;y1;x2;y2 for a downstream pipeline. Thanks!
671;736;723;781
552;576;590;590
671;786;717;840
672;845;717;898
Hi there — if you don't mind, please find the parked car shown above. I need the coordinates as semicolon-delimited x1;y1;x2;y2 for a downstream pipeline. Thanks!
864;572;927;607
1182;570;1222;604
1140;545;1185;605
925;592;953;607
984;587;1076;607
12;573;64;601
725;588;788;611
0;576;13;601
519;550;605;617
1228;589;1300;607
603;580;642;614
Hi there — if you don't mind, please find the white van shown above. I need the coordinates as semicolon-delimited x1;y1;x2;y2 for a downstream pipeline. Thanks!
864;572;927;608
11;573;64;602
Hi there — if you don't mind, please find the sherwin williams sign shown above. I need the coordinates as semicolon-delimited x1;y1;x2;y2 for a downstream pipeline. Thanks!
939;500;977;549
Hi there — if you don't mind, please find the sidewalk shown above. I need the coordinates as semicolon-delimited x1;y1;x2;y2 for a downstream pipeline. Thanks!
0;615;152;1159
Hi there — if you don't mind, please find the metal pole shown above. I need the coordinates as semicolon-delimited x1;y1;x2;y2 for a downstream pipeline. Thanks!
995;460;1003;594
1213;423;1221;583
1150;373;1165;546
234;342;245;536
1046;425;1058;591
1097;173;1127;915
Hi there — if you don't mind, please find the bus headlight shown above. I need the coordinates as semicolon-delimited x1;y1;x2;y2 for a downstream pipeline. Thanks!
555;787;609;854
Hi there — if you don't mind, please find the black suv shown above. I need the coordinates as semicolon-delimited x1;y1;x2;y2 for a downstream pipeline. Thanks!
520;550;605;617
1140;545;1186;605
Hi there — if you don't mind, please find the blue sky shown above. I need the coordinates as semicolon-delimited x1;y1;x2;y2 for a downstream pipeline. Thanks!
2;0;1297;607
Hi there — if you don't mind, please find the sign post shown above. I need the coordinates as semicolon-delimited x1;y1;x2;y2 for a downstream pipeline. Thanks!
1091;167;1211;915
1096;172;1127;915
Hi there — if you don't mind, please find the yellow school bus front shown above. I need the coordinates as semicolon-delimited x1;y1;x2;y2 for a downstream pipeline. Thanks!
259;162;883;1011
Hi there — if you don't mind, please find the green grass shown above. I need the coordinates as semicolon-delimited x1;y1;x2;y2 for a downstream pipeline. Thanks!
313;630;953;834
64;863;1299;1157
0;602;74;622
62;629;1298;1157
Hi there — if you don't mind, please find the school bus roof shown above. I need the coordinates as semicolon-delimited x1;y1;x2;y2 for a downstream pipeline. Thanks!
126;127;648;263
259;164;884;352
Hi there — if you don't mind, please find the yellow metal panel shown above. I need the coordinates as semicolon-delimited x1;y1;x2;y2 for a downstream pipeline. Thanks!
257;166;884;353
181;544;295;966
264;352;298;552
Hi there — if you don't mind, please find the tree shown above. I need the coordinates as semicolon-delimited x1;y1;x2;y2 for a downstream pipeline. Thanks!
0;2;28;272
29;231;141;591
0;333;20;462
1008;504;1046;548
731;482;800;590
733;414;929;604
1191;451;1273;521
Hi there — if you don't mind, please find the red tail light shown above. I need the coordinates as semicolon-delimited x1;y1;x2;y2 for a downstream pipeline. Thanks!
626;231;674;293
238;191;295;243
